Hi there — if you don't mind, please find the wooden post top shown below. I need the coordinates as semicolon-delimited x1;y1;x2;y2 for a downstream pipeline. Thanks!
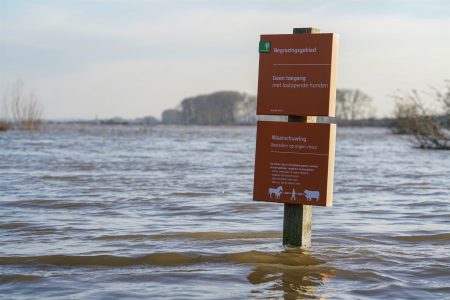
293;28;320;34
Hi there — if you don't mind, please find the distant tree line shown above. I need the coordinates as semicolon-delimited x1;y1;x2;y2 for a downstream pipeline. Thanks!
335;89;376;124
162;89;379;126
162;91;256;125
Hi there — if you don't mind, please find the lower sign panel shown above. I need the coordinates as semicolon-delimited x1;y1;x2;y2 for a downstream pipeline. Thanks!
253;121;336;206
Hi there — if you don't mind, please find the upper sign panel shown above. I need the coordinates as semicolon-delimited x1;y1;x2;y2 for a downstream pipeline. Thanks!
256;33;338;117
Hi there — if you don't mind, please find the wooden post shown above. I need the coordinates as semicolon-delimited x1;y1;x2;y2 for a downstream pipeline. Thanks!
282;27;319;248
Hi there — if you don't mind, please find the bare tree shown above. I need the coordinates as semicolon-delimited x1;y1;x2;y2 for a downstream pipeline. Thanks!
392;84;450;150
5;79;43;130
433;79;450;128
336;89;376;121
0;93;10;131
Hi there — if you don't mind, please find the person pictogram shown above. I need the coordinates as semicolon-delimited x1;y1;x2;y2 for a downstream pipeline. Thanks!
291;188;296;200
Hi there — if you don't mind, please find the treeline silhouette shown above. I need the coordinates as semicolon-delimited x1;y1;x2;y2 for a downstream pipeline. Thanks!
161;89;377;125
162;91;256;125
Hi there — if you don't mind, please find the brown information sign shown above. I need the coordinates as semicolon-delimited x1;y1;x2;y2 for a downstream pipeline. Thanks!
253;121;336;206
257;33;338;117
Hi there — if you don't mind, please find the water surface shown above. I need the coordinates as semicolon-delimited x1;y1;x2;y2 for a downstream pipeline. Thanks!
0;125;449;299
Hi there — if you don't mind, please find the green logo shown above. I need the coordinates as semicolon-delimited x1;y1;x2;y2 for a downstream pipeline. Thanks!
259;41;271;53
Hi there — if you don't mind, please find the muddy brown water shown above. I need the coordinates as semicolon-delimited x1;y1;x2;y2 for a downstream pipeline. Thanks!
0;125;449;299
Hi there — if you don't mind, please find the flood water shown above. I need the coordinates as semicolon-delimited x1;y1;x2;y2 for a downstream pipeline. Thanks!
0;125;449;299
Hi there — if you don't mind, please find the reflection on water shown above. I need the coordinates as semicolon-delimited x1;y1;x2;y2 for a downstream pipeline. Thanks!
0;125;449;299
245;249;335;299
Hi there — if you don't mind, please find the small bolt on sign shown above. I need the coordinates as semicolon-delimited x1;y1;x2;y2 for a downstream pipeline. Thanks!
259;41;271;53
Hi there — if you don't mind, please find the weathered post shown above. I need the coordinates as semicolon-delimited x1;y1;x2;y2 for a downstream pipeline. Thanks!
283;27;319;248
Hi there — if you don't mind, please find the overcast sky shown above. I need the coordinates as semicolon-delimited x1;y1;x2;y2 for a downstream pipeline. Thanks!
1;0;449;119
